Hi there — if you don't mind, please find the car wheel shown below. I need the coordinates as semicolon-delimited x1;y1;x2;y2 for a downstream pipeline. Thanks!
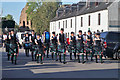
113;52;118;60
118;52;120;60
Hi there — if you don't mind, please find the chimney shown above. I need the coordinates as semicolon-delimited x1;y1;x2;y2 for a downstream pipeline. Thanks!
70;4;77;12
77;2;86;11
86;0;90;8
56;8;64;17
95;0;99;6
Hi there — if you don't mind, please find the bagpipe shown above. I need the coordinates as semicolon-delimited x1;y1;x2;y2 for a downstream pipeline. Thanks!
23;42;31;49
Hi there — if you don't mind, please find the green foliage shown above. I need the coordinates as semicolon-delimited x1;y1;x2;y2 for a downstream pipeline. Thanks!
26;1;61;34
4;14;14;20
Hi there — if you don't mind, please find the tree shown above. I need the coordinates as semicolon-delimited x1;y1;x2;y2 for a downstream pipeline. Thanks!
26;1;62;34
5;14;14;20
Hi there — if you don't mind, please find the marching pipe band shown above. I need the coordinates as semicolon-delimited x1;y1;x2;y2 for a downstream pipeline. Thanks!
4;28;105;65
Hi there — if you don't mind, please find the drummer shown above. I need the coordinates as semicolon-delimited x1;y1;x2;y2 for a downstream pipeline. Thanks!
23;33;31;57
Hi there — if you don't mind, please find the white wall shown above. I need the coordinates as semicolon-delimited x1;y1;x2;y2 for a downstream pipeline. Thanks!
50;10;109;37
76;9;109;35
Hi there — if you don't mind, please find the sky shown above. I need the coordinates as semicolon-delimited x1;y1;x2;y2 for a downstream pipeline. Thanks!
1;0;81;25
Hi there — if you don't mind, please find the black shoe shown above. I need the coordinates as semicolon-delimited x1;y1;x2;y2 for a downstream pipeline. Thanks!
82;61;86;64
15;60;17;65
91;59;94;61
40;62;43;64
96;61;98;63
56;59;58;61
70;58;72;60
63;62;67;64
78;61;80;63
101;61;104;64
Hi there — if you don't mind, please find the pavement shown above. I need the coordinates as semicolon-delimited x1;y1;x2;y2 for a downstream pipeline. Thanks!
1;48;119;79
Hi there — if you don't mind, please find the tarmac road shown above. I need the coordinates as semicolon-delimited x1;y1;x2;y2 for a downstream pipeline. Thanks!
1;48;119;79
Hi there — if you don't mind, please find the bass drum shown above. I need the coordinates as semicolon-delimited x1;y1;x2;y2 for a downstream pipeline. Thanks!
24;43;31;49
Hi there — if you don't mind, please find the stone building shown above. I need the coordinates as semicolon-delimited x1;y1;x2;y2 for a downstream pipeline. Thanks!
19;4;31;29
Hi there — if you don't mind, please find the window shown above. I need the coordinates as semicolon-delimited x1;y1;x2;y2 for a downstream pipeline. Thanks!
68;32;69;38
63;21;64;29
98;13;101;25
81;17;83;27
88;15;90;26
59;22;60;29
66;20;67;28
71;19;72;28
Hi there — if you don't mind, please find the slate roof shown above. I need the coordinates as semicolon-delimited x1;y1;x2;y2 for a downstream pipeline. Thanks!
51;2;113;22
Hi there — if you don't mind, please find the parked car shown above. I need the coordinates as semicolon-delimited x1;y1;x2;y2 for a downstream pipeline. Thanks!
100;31;120;59
113;43;120;60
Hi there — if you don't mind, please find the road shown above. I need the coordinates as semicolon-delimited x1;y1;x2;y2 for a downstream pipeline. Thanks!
1;48;119;79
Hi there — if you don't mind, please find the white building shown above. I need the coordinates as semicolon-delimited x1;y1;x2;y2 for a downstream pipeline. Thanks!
50;0;120;38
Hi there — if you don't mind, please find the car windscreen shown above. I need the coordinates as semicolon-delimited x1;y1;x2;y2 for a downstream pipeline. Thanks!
106;32;120;42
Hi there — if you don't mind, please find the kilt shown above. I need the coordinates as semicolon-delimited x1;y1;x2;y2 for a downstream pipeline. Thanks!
50;43;57;53
84;43;93;52
57;43;66;53
44;43;49;50
30;44;36;51
76;43;84;53
35;45;44;54
9;44;17;54
93;46;102;55
68;43;76;53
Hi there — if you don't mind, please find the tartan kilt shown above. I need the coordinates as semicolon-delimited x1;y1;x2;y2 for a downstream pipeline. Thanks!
9;44;17;54
44;43;49;50
50;43;57;53
35;46;44;54
30;44;36;51
68;43;76;53
57;43;66;53
76;43;84;53
85;43;93;52
93;46;102;55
